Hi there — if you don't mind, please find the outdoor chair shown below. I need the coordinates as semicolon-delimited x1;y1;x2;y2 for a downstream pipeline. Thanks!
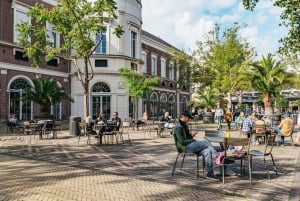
252;124;267;144
248;134;277;184
171;133;205;178
78;122;90;146
117;121;131;145
218;137;250;184
143;120;159;138
22;121;34;140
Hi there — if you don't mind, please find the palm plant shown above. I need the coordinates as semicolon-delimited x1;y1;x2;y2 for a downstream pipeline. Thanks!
23;78;73;115
191;86;223;112
246;54;294;114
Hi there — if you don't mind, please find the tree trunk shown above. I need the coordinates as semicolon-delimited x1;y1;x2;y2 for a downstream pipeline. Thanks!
264;95;274;114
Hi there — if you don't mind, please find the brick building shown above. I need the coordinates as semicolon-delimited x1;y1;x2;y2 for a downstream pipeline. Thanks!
0;0;191;123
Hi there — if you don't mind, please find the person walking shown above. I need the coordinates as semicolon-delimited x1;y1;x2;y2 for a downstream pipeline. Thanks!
233;105;241;130
224;109;233;130
215;104;224;130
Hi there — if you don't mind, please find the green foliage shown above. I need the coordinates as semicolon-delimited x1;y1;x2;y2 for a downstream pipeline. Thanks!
191;86;224;112
192;23;255;95
17;0;123;66
169;49;193;88
23;78;73;114
17;0;123;117
118;68;162;99
243;54;294;114
275;94;289;110
243;0;300;57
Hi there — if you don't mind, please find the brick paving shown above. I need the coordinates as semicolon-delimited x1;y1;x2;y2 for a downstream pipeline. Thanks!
0;128;299;201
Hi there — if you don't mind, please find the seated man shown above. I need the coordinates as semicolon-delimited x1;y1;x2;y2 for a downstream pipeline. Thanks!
275;113;295;145
98;112;121;144
173;111;219;180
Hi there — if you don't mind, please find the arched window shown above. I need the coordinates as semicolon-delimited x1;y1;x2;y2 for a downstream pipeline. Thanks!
91;82;111;119
181;96;188;113
168;95;175;118
150;93;158;118
8;78;32;120
92;82;111;92
159;94;167;116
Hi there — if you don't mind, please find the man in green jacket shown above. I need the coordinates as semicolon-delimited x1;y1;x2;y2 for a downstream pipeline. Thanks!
174;111;219;180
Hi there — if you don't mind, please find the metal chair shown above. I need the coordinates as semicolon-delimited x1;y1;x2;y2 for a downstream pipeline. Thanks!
117;121;131;145
219;137;250;184
171;133;205;178
248;134;277;184
252;124;267;144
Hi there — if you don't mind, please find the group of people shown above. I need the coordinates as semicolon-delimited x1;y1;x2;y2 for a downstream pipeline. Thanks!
214;104;300;146
84;112;122;145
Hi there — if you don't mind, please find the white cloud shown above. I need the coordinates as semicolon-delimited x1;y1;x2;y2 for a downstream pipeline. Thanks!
142;0;288;58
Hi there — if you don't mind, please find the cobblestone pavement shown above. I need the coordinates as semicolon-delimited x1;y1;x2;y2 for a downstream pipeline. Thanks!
0;129;299;201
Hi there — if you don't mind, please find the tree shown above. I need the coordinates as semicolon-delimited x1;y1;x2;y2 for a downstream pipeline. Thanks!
23;78;73;116
192;23;255;107
244;54;294;114
190;86;223;112
118;68;162;119
169;48;194;114
243;0;300;57
17;0;123;118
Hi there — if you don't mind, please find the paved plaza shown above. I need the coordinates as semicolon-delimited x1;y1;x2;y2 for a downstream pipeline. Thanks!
0;128;299;201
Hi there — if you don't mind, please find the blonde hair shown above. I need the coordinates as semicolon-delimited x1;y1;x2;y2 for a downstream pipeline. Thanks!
85;116;92;123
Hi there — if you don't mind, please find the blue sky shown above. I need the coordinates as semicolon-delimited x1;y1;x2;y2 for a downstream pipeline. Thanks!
142;0;288;59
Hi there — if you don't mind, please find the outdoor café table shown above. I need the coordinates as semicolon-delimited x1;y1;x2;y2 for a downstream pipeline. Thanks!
97;123;119;145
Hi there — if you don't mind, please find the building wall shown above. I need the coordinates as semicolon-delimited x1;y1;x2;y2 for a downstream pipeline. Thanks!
0;0;70;122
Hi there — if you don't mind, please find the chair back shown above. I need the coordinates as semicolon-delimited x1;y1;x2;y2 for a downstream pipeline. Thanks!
121;121;130;133
264;134;275;154
224;137;250;157
252;124;266;134
23;121;31;127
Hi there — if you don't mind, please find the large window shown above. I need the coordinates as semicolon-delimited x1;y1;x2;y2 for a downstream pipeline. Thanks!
169;62;174;80
8;78;32;120
141;51;147;73
14;4;29;43
46;22;60;48
168;95;175;118
131;31;137;58
161;58;166;78
181;96;188;113
91;82;111;119
159;94;167;116
150;93;158;118
151;55;157;76
95;29;107;54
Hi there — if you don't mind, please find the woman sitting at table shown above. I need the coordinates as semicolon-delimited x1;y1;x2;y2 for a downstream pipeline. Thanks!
7;114;18;132
136;112;148;130
85;116;96;134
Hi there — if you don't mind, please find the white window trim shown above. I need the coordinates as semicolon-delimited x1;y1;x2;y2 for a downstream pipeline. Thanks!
161;57;166;78
13;3;30;43
141;51;147;73
151;54;157;76
169;61;174;80
46;22;60;48
94;28;109;54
